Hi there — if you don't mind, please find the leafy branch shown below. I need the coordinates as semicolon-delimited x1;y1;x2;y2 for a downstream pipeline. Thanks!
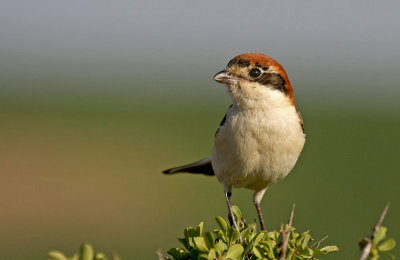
165;205;338;260
46;204;396;260
359;203;396;260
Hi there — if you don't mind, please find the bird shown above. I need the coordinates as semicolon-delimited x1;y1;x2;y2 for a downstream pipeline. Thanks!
163;53;305;231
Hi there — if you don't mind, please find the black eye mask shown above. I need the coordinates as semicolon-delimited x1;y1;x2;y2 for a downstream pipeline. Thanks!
257;73;287;94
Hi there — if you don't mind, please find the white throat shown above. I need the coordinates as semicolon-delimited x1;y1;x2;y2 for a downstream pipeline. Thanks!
227;81;292;111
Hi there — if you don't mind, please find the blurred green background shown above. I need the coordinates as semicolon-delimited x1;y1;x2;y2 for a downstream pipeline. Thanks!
1;1;399;259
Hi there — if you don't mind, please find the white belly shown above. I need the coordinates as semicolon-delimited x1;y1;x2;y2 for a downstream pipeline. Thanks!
211;105;305;191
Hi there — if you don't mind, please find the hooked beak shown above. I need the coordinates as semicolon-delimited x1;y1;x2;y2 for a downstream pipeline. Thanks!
213;70;241;85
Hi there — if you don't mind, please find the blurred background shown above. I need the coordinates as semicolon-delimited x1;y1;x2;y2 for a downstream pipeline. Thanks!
1;1;399;259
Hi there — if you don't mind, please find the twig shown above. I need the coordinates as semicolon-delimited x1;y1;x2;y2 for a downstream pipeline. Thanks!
372;203;390;239
280;204;295;259
359;242;372;260
156;248;169;260
359;202;390;260
288;204;295;227
310;235;328;249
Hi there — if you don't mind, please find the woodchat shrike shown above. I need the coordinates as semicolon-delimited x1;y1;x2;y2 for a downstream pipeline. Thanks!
163;53;305;231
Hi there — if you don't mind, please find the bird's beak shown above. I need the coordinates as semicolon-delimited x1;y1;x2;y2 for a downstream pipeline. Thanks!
213;70;241;85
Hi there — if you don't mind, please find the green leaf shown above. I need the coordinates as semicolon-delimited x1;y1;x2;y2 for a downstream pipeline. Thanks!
292;230;299;241
301;233;312;249
226;244;244;260
259;240;276;259
243;241;254;257
286;248;295;259
241;223;257;242
47;250;68;260
374;226;388;245
253;232;264;246
252;245;264;259
196;222;204;236
299;248;313;258
215;229;227;243
204;231;215;249
319;245;339;254
381;251;396;260
378;238;396;252
184;227;197;247
227;227;240;243
215;217;228;233
80;244;94;260
197;253;208;260
267;231;276;240
188;249;199;259
194;237;209;253
239;229;250;243
184;227;198;239
214;240;227;256
167;248;190;260
371;248;379;257
231;205;242;223
313;248;324;256
259;240;276;256
178;238;189;250
207;249;217;260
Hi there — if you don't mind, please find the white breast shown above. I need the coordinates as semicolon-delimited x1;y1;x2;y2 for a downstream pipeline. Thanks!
211;83;305;191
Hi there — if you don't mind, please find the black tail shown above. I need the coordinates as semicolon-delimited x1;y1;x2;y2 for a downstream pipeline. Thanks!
162;157;215;176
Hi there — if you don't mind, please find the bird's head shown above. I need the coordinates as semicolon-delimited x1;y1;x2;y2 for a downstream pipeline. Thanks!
214;53;295;108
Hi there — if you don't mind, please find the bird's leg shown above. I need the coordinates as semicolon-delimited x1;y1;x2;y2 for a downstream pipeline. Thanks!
255;202;265;231
224;187;240;231
253;188;268;231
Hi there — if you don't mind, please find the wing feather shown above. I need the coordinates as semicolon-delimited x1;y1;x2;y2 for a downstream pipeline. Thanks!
162;157;215;176
215;104;232;136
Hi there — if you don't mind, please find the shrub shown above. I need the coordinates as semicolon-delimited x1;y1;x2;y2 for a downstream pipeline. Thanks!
165;205;338;260
47;205;396;260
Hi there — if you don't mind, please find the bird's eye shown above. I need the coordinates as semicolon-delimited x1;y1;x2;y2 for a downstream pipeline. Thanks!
249;68;261;78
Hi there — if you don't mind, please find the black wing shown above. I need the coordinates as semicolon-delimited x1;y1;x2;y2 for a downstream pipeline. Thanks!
215;104;232;136
162;157;215;176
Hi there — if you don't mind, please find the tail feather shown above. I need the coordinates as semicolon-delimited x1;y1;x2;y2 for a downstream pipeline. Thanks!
162;157;215;176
